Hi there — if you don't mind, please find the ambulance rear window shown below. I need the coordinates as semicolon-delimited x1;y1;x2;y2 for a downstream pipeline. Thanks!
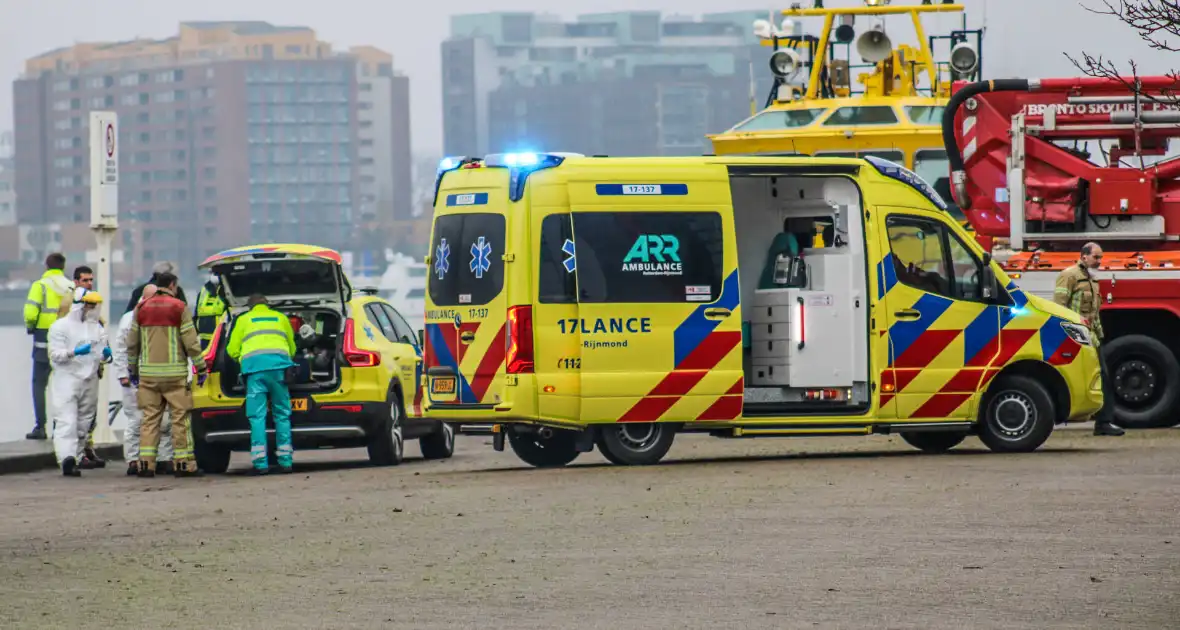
428;213;505;307
539;214;577;304
571;211;723;304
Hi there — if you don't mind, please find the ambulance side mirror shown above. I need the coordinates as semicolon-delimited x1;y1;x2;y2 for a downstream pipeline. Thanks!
417;329;424;348
981;252;996;301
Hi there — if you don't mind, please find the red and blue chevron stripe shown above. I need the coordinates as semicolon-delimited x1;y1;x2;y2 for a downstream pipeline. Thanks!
877;252;900;299
425;322;477;404
424;320;508;405
877;264;1048;413
618;270;742;423
1039;316;1081;365
887;293;954;367
672;270;741;368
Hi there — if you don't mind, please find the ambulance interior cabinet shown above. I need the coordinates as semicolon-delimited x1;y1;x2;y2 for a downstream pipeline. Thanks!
748;287;856;389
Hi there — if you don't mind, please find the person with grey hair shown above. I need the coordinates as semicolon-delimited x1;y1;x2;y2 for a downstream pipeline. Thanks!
125;261;187;313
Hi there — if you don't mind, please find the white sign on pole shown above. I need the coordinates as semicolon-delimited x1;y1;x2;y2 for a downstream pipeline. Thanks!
89;111;118;229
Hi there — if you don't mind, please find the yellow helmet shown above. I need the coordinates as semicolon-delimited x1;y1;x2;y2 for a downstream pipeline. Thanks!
80;290;103;305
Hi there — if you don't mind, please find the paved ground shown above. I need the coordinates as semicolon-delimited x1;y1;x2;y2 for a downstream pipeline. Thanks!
0;428;1177;630
0;439;123;475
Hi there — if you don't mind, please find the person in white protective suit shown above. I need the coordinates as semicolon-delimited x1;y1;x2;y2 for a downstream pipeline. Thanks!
111;284;174;475
47;289;111;476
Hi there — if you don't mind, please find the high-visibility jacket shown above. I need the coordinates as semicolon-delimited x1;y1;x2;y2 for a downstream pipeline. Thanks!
127;288;206;381
226;304;296;376
24;269;74;362
194;284;226;342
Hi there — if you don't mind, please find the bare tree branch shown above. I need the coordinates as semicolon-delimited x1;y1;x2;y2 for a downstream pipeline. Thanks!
1067;1;1180;103
1083;0;1180;53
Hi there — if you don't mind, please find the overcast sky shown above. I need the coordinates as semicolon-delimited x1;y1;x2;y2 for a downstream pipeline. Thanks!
1;0;1175;155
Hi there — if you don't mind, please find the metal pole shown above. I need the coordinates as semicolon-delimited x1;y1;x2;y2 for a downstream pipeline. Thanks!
94;228;115;445
89;111;119;446
1009;113;1026;251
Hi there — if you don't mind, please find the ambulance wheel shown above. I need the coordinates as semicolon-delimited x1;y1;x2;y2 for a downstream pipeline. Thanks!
1104;335;1180;429
368;390;405;466
594;423;677;466
507;428;580;468
899;431;967;454
419;421;456;460
194;440;231;474
978;375;1055;453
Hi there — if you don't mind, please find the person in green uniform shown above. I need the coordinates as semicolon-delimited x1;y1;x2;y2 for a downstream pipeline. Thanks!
226;295;297;474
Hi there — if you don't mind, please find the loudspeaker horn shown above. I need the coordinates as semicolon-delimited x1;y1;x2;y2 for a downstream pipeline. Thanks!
855;25;893;63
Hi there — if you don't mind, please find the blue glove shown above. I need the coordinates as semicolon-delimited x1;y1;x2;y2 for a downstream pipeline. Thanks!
196;371;208;387
73;342;92;356
102;347;112;362
129;373;139;387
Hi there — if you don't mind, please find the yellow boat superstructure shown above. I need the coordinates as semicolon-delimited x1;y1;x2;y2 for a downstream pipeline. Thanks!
709;1;982;229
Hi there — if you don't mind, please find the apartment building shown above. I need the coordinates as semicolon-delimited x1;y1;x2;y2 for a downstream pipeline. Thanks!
11;21;411;278
441;11;773;158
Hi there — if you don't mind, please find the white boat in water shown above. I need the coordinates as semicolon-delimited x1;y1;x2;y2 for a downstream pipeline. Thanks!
343;250;427;332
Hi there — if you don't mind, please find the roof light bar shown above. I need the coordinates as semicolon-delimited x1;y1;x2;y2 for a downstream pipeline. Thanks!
483;152;583;201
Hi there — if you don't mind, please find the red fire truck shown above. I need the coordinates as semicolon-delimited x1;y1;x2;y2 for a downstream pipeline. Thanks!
943;75;1180;429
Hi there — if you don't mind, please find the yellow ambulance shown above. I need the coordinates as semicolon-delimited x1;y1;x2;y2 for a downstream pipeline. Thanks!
423;152;1101;467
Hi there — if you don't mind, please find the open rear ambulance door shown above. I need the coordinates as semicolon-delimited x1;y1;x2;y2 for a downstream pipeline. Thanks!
424;168;512;409
565;165;744;425
198;244;350;311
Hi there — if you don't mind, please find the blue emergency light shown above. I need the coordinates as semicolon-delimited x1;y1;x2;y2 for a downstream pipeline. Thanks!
437;155;471;174
433;156;475;206
487;152;540;167
484;152;579;201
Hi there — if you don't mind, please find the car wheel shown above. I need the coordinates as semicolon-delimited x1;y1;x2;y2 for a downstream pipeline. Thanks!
194;439;231;474
594;423;677;466
420;421;456;460
368;391;405;466
507;428;580;468
1104;335;1180;428
899;431;968;454
978;375;1055;453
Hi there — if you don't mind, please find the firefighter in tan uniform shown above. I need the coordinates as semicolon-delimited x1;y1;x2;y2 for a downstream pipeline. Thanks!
126;272;209;477
1053;242;1124;437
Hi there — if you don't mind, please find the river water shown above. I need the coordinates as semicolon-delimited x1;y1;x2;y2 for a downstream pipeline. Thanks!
1;326;128;443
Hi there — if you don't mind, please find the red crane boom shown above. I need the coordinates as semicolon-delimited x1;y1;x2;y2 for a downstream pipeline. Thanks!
940;75;1180;431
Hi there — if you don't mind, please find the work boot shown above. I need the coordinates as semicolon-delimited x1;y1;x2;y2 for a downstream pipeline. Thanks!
156;461;175;475
62;457;81;477
173;461;204;478
251;468;270;476
276;466;293;475
26;427;46;440
126;462;138;476
83;447;106;468
77;456;103;470
136;461;156;478
1094;421;1125;437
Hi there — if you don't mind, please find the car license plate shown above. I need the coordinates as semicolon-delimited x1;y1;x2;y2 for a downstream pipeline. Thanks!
431;377;456;395
291;398;308;412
